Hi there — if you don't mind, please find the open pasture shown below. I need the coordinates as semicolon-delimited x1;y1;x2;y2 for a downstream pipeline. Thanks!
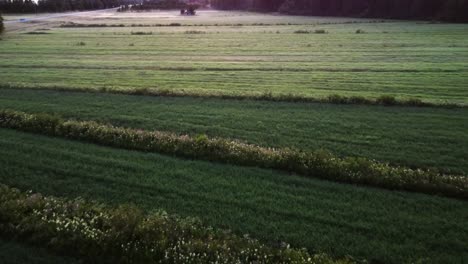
1;10;468;103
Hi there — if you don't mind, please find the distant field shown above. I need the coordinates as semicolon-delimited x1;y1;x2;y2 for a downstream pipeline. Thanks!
1;10;468;103
1;128;467;264
1;88;467;173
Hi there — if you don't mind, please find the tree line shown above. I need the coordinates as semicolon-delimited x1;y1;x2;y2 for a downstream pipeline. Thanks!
0;0;122;13
1;0;466;21
0;13;4;34
210;0;468;22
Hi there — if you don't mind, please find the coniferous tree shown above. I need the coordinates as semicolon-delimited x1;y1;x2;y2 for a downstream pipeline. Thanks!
0;13;4;34
211;0;468;22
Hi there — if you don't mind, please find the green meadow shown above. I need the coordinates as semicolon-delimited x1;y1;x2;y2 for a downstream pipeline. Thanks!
1;12;468;103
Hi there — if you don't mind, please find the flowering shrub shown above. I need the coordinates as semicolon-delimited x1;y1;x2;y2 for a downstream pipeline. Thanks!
0;109;466;199
0;184;349;264
0;13;4;34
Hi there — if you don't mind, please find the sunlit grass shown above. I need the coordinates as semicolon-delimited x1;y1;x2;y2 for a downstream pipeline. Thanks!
1;13;467;103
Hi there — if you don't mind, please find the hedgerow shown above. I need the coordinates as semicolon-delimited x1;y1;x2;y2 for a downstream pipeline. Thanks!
0;13;4;34
0;184;347;264
0;109;466;199
1;85;464;109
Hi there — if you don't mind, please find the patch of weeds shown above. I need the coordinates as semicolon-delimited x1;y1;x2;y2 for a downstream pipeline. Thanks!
376;95;397;106
131;31;152;35
24;31;50;34
314;29;327;34
184;30;206;34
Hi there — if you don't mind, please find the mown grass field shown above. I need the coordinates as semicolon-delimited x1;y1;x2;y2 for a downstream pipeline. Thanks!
1;9;467;264
1;88;467;173
0;129;467;263
1;10;468;103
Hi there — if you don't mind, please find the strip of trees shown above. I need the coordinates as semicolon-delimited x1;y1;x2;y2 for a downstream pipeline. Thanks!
211;0;468;22
0;0;122;13
118;0;196;12
0;13;4;34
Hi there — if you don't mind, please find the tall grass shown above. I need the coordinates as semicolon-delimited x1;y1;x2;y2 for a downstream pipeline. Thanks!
0;109;466;199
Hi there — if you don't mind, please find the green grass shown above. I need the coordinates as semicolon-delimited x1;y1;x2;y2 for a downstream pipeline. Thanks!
1;10;468;263
1;88;467;173
0;239;81;264
1;11;468;103
0;128;467;264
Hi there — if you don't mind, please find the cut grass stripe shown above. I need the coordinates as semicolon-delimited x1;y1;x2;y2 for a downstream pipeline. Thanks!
0;85;465;109
0;109;466;199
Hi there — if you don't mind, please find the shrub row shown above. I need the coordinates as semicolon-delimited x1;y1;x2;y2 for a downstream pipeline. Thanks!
0;13;4;34
0;184;348;264
1;85;465;109
131;31;153;35
59;20;387;28
294;29;327;34
0;109;466;200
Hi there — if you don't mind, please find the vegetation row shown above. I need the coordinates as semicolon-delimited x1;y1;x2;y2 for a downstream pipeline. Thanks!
2;85;465;109
0;109;466;200
0;184;349;264
0;0;120;13
59;20;388;28
211;0;468;22
0;13;4;34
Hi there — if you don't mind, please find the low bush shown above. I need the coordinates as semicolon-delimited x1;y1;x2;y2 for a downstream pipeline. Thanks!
355;29;366;34
327;94;348;104
184;30;206;34
0;184;344;263
60;22;125;28
24;31;50;34
131;31;153;35
294;30;310;34
0;13;4;34
403;98;430;107
376;95;397;106
314;29;327;34
1;84;464;109
327;94;373;105
0;109;466;200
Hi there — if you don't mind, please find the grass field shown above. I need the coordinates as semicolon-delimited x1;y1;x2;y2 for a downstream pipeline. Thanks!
1;10;468;104
1;9;467;263
1;128;467;263
1;88;467;173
